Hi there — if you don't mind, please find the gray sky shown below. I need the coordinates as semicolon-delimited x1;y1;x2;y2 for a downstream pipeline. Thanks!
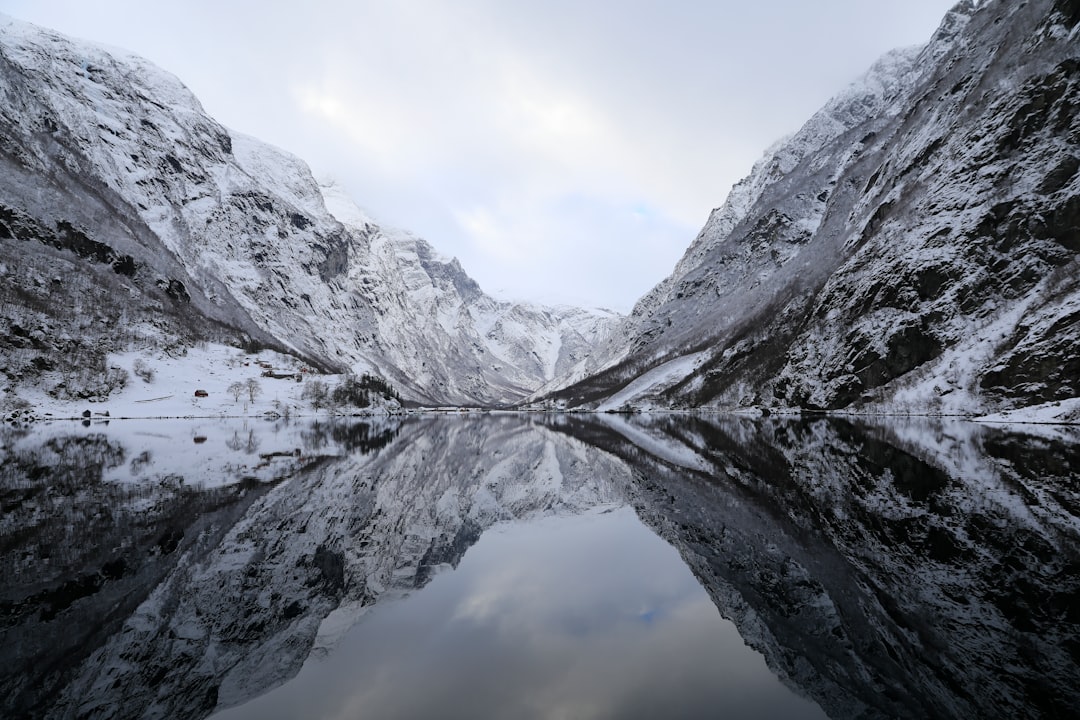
3;1;958;311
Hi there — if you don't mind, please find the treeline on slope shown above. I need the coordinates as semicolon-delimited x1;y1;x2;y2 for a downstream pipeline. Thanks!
300;373;402;412
0;207;339;408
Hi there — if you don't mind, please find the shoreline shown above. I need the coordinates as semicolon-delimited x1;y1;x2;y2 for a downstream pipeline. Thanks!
7;404;1079;428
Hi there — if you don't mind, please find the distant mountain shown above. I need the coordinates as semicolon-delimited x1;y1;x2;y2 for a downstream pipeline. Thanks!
0;14;619;408
542;0;1080;416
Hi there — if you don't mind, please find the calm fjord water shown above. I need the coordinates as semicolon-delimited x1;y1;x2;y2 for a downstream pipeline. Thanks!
2;414;1077;719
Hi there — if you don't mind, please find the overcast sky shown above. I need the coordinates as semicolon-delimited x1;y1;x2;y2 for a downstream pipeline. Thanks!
3;1;959;311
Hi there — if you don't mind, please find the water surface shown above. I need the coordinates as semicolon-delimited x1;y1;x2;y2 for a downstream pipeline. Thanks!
215;506;821;720
2;413;1077;719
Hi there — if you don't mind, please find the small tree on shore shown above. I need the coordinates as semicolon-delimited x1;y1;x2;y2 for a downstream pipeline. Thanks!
245;378;262;403
228;381;245;403
302;379;329;411
132;358;155;383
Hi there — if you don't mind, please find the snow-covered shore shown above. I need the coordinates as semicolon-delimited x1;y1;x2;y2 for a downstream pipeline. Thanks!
974;398;1080;426
5;340;1078;437
2;342;400;423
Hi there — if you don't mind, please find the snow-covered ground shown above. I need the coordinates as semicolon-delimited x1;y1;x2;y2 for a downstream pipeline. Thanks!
973;399;1080;442
595;352;708;412
9;338;1080;431
7;342;397;421
1;415;358;489
975;398;1080;425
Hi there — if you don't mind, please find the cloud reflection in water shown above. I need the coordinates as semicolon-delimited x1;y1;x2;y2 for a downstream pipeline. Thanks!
215;506;824;720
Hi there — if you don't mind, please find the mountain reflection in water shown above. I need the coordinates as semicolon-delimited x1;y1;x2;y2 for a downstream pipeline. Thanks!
1;414;1077;719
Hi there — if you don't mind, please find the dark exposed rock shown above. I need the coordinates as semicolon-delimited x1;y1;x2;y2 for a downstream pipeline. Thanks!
312;545;345;593
157;278;190;304
1038;155;1080;194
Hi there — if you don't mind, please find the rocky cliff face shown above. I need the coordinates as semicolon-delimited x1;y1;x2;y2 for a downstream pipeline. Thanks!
316;183;619;405
0;15;618;408
547;0;1080;415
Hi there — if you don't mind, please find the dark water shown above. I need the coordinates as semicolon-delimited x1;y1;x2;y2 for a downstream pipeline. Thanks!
1;414;1078;719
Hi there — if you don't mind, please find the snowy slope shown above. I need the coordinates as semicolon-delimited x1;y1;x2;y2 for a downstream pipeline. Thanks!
0;14;619;410
317;182;621;405
545;0;1080;417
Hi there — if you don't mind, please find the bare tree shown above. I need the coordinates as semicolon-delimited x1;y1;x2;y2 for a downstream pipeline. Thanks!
273;399;292;421
132;358;155;383
302;379;329;411
228;381;245;402
225;430;245;452
226;429;261;454
245;378;262;403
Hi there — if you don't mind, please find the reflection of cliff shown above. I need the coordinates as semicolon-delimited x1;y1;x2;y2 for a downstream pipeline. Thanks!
0;428;280;719
0;417;627;719
7;415;1077;719
553;415;1080;719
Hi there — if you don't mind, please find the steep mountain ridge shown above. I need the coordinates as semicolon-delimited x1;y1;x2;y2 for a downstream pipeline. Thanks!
545;0;1080;415
317;182;619;404
0;14;618;408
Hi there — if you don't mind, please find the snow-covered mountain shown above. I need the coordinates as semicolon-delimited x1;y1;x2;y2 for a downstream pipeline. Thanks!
0;14;619;408
6;0;1073;416
544;0;1080;415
